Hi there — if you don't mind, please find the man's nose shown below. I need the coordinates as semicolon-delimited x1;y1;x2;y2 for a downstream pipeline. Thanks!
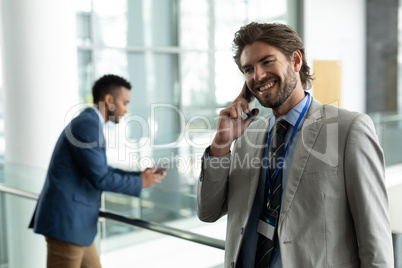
254;65;266;82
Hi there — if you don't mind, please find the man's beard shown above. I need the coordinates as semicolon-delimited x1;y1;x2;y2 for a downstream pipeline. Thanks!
108;111;122;124
255;64;297;108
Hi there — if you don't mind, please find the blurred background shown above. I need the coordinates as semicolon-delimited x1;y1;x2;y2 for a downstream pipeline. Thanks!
1;0;402;267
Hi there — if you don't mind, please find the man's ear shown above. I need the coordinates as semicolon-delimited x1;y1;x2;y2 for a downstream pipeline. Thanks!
104;93;114;107
292;50;303;72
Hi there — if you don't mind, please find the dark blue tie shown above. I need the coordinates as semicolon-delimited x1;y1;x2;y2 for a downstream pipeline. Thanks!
255;119;289;268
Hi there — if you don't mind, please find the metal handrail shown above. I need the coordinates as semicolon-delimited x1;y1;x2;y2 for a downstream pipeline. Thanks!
0;184;225;250
0;184;39;200
99;210;225;249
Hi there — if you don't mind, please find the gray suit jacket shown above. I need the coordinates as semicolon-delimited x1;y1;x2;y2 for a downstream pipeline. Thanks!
197;98;394;268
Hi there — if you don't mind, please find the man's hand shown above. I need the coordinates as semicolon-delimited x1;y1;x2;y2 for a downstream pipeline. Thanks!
140;168;166;188
210;83;259;157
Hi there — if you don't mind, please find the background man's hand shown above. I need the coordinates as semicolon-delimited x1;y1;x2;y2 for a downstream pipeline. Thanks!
140;168;166;188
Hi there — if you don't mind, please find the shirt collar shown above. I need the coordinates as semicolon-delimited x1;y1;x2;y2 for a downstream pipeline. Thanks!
92;106;106;129
269;92;310;132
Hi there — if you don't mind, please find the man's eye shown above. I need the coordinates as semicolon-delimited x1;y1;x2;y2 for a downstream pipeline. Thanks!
244;68;253;74
263;60;273;65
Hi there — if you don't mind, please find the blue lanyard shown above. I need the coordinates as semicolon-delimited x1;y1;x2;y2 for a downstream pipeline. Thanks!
266;92;311;202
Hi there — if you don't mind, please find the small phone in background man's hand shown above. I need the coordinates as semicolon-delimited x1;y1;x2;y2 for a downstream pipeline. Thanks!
152;167;168;174
244;82;255;119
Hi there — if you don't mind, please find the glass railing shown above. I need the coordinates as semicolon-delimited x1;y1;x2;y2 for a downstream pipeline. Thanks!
2;165;402;267
0;163;225;268
2;110;402;267
369;111;402;167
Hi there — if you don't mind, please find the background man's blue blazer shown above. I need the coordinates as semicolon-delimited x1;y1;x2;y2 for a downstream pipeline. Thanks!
29;108;143;246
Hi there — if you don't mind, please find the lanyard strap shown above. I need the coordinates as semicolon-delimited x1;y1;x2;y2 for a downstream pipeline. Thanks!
266;92;311;200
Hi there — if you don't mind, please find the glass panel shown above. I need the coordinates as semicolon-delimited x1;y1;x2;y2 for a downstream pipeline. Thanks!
100;219;225;267
0;164;48;267
0;52;3;162
93;0;128;47
370;112;402;167
77;49;93;103
76;12;92;46
248;0;288;22
74;0;92;12
0;191;8;268
0;163;225;267
0;93;4;163
399;1;402;113
214;0;288;51
93;49;129;79
126;0;145;47
101;187;200;239
214;0;248;51
145;0;178;47
181;52;213;110
94;0;178;47
127;52;180;146
215;50;244;105
102;192;141;239
179;0;209;50
102;52;181;165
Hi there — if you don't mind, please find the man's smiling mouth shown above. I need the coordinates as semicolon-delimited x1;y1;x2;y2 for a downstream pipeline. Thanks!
258;81;276;92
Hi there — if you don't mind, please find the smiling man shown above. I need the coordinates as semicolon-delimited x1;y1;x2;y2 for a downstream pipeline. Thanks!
197;22;394;268
29;74;166;267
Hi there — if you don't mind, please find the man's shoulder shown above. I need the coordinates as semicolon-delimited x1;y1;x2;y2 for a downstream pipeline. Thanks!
318;103;376;134
323;104;366;121
309;98;363;122
71;108;98;124
68;108;101;136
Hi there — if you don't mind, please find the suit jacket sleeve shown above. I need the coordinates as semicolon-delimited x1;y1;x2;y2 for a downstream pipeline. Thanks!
197;146;230;222
344;114;394;267
67;113;142;197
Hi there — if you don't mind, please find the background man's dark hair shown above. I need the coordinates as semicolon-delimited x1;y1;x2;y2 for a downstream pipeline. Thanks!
232;22;314;90
92;74;132;104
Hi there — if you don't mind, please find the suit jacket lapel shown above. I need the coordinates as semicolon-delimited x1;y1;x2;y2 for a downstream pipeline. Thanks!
279;98;324;225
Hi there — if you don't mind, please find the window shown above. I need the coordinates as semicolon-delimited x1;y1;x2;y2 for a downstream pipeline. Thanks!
75;0;300;240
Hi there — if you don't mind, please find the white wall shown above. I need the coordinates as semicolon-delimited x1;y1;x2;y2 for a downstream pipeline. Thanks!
304;0;366;113
0;0;79;169
0;0;79;267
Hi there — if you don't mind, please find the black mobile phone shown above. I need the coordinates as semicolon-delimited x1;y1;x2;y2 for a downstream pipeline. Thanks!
243;82;255;119
152;167;168;174
244;83;255;103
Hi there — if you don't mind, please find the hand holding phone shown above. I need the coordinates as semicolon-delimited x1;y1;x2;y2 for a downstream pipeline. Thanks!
152;167;168;174
141;168;167;188
210;82;258;157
